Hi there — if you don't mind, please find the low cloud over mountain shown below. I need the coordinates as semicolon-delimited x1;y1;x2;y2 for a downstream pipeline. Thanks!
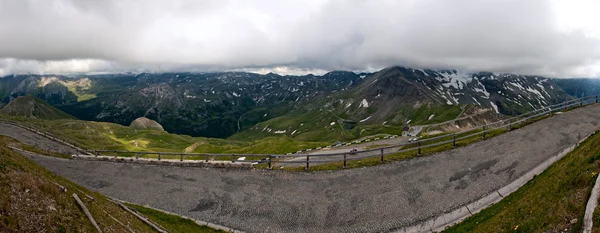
1;0;600;77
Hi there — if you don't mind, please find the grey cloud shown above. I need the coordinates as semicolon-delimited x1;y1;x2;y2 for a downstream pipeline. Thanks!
0;0;599;77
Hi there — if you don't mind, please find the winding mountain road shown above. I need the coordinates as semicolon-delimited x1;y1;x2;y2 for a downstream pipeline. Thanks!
2;104;600;232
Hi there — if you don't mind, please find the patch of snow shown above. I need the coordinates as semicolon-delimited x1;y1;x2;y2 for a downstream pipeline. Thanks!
330;122;336;126
382;121;387;125
473;81;490;98
203;99;211;103
232;92;240;97
406;120;412;124
416;69;429;76
510;82;525;90
536;83;551;97
263;113;267;117
472;97;481;105
526;87;545;99
359;75;366;79
376;93;381;98
291;130;297;135
274;130;286;134
428;114;435;120
359;116;371;123
359;99;369;108
345;101;353;108
438;71;473;89
490;101;499;113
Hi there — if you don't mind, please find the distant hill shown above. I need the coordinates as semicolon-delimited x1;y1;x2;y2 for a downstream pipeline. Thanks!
130;117;164;131
0;96;75;120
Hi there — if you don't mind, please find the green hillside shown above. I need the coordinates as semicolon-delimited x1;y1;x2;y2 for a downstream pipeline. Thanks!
1;96;74;120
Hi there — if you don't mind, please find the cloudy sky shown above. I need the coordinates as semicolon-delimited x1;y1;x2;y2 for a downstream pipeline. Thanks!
1;0;599;77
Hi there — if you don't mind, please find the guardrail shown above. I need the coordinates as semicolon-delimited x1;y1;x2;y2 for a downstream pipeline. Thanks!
0;118;93;156
81;95;599;170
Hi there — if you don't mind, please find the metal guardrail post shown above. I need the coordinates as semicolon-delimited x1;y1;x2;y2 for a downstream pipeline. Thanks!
158;153;161;161
231;154;235;163
581;99;584;106
94;150;98;157
180;153;183;161
343;153;347;168
380;148;384;162
482;126;486;140
135;152;139;160
114;151;117;159
417;142;421;156
268;155;272;169
306;155;310;170
596;95;598;103
452;134;456;148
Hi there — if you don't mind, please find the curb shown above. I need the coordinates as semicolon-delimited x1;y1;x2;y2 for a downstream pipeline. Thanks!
583;162;600;232
72;155;254;169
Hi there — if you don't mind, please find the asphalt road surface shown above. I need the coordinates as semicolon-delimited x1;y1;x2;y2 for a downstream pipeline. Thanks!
4;104;600;232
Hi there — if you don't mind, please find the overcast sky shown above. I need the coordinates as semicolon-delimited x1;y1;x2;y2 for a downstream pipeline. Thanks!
1;0;600;77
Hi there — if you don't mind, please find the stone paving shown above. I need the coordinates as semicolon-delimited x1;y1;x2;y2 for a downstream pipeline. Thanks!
3;105;600;232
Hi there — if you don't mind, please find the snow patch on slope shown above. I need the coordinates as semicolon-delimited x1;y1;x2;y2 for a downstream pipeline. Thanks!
359;99;370;108
359;116;371;123
438;71;473;89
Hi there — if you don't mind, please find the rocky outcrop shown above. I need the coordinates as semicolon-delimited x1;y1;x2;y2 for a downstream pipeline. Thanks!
129;117;164;131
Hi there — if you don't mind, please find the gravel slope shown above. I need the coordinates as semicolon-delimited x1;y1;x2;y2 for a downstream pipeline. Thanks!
5;105;600;232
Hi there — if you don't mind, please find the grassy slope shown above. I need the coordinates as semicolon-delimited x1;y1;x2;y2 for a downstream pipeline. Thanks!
231;104;463;143
1;96;74;120
0;135;223;232
443;131;600;233
0;136;154;232
124;203;226;233
0;115;326;154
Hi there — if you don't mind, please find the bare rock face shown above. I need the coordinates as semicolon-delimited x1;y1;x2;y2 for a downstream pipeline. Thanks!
129;117;164;131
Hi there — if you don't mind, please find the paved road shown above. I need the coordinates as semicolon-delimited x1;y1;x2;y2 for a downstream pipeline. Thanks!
4;105;600;232
0;123;78;154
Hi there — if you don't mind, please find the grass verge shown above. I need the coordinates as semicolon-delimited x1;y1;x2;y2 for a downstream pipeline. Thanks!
124;203;227;233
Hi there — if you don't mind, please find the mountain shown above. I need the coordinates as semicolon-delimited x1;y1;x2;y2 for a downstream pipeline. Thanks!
0;96;75;120
554;78;600;98
130;117;165;131
0;67;581;140
0;72;364;138
231;67;571;141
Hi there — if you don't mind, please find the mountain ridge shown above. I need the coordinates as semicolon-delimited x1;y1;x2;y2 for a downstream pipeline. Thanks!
0;66;595;140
